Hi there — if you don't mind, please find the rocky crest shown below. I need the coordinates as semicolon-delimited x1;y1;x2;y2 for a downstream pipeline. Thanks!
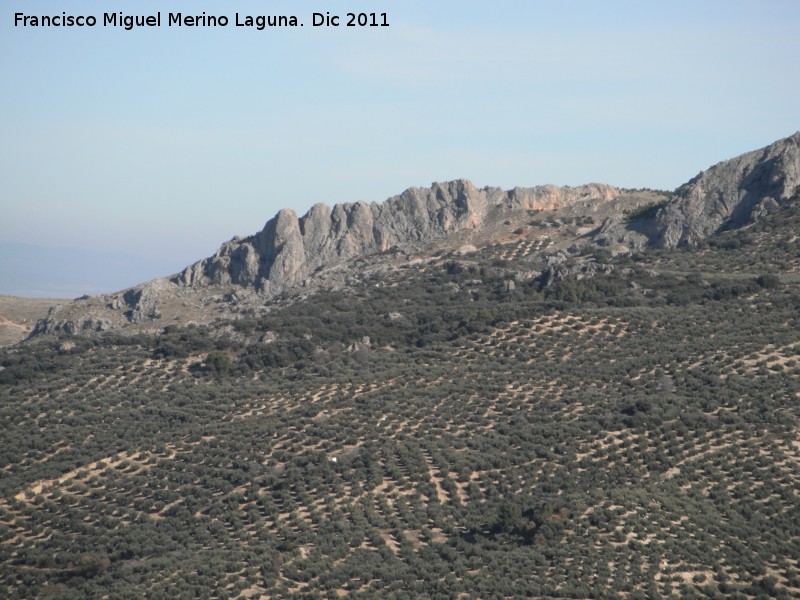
652;132;800;247
174;180;619;296
172;132;800;299
26;132;800;339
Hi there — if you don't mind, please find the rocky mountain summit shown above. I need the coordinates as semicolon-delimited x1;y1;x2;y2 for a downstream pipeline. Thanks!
29;132;800;339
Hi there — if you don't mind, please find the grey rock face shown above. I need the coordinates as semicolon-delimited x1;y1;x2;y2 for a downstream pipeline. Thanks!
653;132;800;247
122;279;170;323
538;257;613;288
174;180;620;296
31;313;113;336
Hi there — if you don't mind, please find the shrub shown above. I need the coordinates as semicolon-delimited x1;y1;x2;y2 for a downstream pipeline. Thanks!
756;274;780;289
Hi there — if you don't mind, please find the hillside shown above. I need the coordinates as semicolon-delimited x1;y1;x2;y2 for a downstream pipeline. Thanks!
2;134;800;598
29;133;800;341
0;296;63;347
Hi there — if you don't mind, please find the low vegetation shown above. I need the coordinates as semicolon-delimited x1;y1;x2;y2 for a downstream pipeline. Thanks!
1;204;799;598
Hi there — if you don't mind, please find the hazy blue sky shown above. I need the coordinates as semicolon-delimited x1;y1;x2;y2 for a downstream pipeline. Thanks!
1;0;799;296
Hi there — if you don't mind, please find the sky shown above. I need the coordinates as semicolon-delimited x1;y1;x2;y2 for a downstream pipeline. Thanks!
1;0;799;297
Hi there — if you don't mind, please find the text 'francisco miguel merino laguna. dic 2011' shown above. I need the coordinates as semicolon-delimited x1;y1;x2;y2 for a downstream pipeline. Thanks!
14;11;391;30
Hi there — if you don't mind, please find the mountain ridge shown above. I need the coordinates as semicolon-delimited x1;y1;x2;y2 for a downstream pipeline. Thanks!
3;137;800;598
173;181;620;294
28;132;800;339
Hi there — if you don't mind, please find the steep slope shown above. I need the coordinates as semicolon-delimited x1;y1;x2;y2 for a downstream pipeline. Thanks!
651;131;800;247
174;180;618;294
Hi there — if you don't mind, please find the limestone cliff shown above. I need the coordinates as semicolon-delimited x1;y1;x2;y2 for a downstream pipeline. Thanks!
174;180;619;295
652;132;800;247
27;132;800;339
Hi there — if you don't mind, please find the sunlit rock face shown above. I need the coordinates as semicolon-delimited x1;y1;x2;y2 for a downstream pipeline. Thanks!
653;132;800;248
174;179;620;295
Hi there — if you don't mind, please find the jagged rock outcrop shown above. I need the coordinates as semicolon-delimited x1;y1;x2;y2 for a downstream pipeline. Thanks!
538;253;614;288
506;183;618;211
32;278;174;335
31;303;113;336
23;132;800;340
594;214;651;250
652;132;800;247
174;180;620;296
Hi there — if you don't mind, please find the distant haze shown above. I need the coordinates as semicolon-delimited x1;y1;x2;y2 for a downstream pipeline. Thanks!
0;243;188;298
2;0;799;296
